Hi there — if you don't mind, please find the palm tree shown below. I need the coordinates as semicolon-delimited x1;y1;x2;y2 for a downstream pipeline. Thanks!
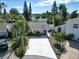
0;2;7;13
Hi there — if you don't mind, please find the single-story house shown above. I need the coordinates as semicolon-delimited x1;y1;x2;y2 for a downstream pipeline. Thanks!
55;17;79;41
31;14;47;21
0;23;8;53
28;22;54;32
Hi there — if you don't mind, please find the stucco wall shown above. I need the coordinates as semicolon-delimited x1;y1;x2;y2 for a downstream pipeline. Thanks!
54;17;79;40
65;18;79;40
55;24;65;32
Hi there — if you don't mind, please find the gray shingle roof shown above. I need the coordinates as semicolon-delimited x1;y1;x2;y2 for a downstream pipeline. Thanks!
0;23;7;32
28;22;49;31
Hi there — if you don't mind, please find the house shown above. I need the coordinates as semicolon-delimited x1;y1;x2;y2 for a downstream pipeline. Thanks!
31;14;47;21
55;24;65;32
0;22;8;53
28;22;54;32
55;17;79;41
28;22;49;33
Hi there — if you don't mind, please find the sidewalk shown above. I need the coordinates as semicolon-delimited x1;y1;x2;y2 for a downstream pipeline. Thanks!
60;41;79;59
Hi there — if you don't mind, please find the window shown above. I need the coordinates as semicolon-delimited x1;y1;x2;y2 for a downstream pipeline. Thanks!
73;24;78;28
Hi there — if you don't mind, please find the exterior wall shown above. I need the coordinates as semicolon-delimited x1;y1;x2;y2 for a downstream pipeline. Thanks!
32;16;47;21
54;17;79;40
65;18;79;40
55;24;65;32
48;24;54;31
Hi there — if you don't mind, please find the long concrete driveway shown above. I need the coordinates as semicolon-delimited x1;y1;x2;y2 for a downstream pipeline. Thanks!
25;37;57;59
2;36;57;59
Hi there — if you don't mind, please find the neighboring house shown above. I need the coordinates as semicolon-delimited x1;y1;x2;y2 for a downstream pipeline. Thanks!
31;14;47;21
0;23;8;53
28;22;54;32
32;16;47;21
55;17;79;40
28;22;48;32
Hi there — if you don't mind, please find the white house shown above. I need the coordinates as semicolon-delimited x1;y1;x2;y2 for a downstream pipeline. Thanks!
55;24;65;32
28;22;54;32
55;17;79;41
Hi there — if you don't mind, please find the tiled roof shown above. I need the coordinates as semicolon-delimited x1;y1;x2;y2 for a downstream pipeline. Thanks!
0;23;7;32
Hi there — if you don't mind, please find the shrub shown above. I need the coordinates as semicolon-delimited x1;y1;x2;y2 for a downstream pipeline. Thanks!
53;43;65;53
53;43;61;49
27;31;42;36
52;32;66;42
66;34;74;40
59;32;66;42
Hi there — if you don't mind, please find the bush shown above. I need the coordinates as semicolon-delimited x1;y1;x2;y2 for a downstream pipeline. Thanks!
53;43;65;53
52;32;66;42
59;32;66;42
53;43;61;49
27;31;42;36
66;34;74;40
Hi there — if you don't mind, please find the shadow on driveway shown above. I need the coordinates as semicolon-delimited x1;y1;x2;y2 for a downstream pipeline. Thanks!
69;40;79;50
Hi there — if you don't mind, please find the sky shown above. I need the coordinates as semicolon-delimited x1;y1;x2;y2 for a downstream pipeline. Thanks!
0;0;79;14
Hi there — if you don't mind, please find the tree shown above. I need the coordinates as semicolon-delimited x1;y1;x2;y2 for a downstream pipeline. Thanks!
0;2;6;14
45;11;53;24
46;10;50;18
14;47;26;59
29;2;32;21
47;15;53;24
41;13;47;19
23;1;29;21
35;15;40;19
10;8;20;15
54;15;62;26
4;8;6;14
59;4;67;22
9;16;29;59
70;10;78;19
51;1;58;25
51;1;58;15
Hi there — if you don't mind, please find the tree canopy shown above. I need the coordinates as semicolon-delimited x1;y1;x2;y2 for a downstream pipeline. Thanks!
29;2;32;21
59;4;68;22
11;16;29;59
51;1;58;15
46;1;68;26
23;1;29;21
23;1;32;21
4;8;6;14
70;10;78;19
10;8;20;15
0;2;6;14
